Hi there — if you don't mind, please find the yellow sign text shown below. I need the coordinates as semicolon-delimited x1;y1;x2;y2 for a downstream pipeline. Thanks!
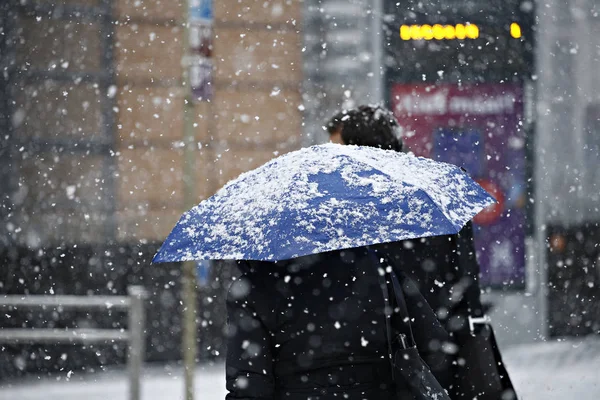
400;23;479;40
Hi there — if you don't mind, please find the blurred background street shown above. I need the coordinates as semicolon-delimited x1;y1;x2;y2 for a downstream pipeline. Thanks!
1;0;599;399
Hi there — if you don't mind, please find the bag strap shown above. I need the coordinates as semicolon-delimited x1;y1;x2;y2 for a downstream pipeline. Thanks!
368;248;395;377
376;264;396;379
368;250;416;349
453;221;484;319
369;249;454;400
388;269;416;347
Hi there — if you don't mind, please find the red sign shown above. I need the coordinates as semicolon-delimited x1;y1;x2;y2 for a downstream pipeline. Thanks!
391;83;526;287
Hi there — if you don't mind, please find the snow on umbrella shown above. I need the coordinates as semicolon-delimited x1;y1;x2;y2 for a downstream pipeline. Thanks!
153;143;495;262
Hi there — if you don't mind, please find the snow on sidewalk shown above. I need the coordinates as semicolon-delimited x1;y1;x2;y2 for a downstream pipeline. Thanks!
502;336;600;400
0;363;227;400
1;337;599;400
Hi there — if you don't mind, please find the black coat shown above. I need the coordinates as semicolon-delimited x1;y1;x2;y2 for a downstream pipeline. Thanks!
374;221;484;335
225;248;450;400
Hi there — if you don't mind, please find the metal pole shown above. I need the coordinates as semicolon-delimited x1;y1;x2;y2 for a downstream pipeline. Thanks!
100;0;118;242
128;286;147;400
534;2;552;342
370;0;383;105
182;260;198;400
181;2;198;399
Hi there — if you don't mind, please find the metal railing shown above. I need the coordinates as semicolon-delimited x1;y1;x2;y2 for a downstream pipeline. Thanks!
0;286;147;400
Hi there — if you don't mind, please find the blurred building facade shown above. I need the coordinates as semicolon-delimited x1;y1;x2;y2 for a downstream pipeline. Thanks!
302;0;383;144
0;0;303;247
535;0;600;340
537;0;600;227
0;0;303;376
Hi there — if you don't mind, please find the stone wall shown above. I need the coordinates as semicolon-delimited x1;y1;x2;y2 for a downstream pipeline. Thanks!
5;0;304;246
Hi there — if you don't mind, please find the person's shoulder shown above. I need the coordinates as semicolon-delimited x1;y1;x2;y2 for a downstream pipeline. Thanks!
458;220;475;237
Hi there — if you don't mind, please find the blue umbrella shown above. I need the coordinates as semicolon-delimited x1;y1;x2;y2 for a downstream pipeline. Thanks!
153;143;495;262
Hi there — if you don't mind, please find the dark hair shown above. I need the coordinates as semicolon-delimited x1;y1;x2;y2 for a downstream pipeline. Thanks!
326;105;403;152
324;109;348;135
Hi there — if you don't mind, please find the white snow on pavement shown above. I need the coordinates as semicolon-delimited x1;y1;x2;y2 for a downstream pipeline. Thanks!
503;337;600;400
1;338;599;400
0;363;227;400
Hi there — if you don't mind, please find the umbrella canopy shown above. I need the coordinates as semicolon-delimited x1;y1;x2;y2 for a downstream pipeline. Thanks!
153;143;495;262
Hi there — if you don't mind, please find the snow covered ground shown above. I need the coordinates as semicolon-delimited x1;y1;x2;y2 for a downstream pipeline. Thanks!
1;337;599;400
502;337;600;400
0;362;228;400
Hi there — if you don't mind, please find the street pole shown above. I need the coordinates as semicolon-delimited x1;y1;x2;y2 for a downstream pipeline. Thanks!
182;2;197;400
182;261;197;400
370;0;383;105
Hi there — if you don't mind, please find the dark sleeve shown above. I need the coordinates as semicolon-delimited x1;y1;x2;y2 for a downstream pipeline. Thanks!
454;220;484;317
225;276;275;400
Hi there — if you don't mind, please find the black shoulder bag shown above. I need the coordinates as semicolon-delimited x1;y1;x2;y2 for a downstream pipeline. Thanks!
373;256;451;400
450;225;517;400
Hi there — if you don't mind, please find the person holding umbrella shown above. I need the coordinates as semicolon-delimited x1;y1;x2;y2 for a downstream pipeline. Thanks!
325;104;484;328
325;104;516;400
153;143;496;399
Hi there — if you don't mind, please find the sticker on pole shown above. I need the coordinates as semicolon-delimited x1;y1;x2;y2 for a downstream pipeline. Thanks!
190;57;213;102
189;0;213;22
196;260;212;287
